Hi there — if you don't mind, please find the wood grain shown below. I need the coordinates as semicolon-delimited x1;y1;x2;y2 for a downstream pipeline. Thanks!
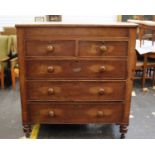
26;81;125;101
28;103;123;124
16;24;137;138
26;59;127;80
25;40;75;56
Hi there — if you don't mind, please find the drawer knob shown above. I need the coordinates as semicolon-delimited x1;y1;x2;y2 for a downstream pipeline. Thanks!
97;111;104;117
99;45;107;52
98;88;105;95
48;88;54;95
48;111;55;117
99;66;106;72
46;45;54;52
47;66;55;73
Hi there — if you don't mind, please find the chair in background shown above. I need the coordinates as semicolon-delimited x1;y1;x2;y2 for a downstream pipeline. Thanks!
142;16;155;46
1;27;18;89
142;30;155;46
135;52;155;89
142;53;155;88
134;52;144;84
10;57;19;89
10;35;18;89
0;57;10;88
0;35;12;88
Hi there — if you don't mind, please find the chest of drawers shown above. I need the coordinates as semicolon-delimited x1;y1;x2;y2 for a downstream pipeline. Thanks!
16;23;137;138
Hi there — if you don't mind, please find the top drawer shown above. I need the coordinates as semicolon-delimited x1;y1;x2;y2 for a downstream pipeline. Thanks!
25;40;75;56
79;41;128;57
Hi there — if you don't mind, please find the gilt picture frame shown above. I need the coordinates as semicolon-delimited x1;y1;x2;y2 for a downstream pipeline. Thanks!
46;15;62;22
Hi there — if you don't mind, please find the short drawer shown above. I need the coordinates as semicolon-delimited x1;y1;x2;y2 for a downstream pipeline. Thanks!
26;59;127;79
25;40;75;56
28;103;123;124
26;81;125;101
79;41;128;57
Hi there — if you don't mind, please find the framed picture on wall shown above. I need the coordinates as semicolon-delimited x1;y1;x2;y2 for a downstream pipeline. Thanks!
35;16;45;22
46;15;62;22
117;15;155;22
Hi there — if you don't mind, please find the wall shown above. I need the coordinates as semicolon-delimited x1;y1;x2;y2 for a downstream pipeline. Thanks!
0;15;117;30
0;16;34;30
62;15;117;23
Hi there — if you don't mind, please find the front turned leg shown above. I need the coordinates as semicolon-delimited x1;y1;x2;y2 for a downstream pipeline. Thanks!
23;124;32;138
120;124;128;139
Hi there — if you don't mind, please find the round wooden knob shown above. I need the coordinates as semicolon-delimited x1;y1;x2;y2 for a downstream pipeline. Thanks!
47;66;54;73
97;111;104;117
98;88;105;95
46;45;54;52
99;66;106;72
48;111;55;117
48;88;54;95
99;45;107;52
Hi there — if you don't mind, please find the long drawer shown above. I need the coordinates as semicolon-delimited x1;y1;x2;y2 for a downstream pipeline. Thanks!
25;40;76;56
26;59;127;79
28;103;123;124
26;81;125;101
79;41;128;57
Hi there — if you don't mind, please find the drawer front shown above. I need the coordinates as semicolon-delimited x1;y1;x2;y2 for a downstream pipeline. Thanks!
25;27;129;37
25;40;75;56
28;103;123;124
26;59;127;79
79;41;128;57
26;81;125;101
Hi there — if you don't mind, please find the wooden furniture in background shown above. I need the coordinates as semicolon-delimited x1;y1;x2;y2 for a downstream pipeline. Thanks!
16;23;137;139
135;47;155;89
125;18;155;89
135;55;155;89
10;57;19;89
141;53;155;88
10;35;18;90
128;20;155;47
139;22;155;47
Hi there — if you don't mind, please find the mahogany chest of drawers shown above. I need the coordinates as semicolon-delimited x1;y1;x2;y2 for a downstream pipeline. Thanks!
16;23;137;138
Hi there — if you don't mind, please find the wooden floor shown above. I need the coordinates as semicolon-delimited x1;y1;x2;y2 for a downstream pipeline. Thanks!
0;80;155;139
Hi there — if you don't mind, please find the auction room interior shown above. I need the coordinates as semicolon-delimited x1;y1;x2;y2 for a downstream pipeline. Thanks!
0;15;155;139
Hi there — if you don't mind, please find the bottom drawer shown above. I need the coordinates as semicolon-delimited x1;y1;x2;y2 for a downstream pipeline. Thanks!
28;103;123;124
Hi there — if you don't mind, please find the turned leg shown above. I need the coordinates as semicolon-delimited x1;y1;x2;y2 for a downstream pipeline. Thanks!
23;124;32;138
142;55;147;89
120;124;128;139
153;67;155;86
1;64;4;89
11;69;16;89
